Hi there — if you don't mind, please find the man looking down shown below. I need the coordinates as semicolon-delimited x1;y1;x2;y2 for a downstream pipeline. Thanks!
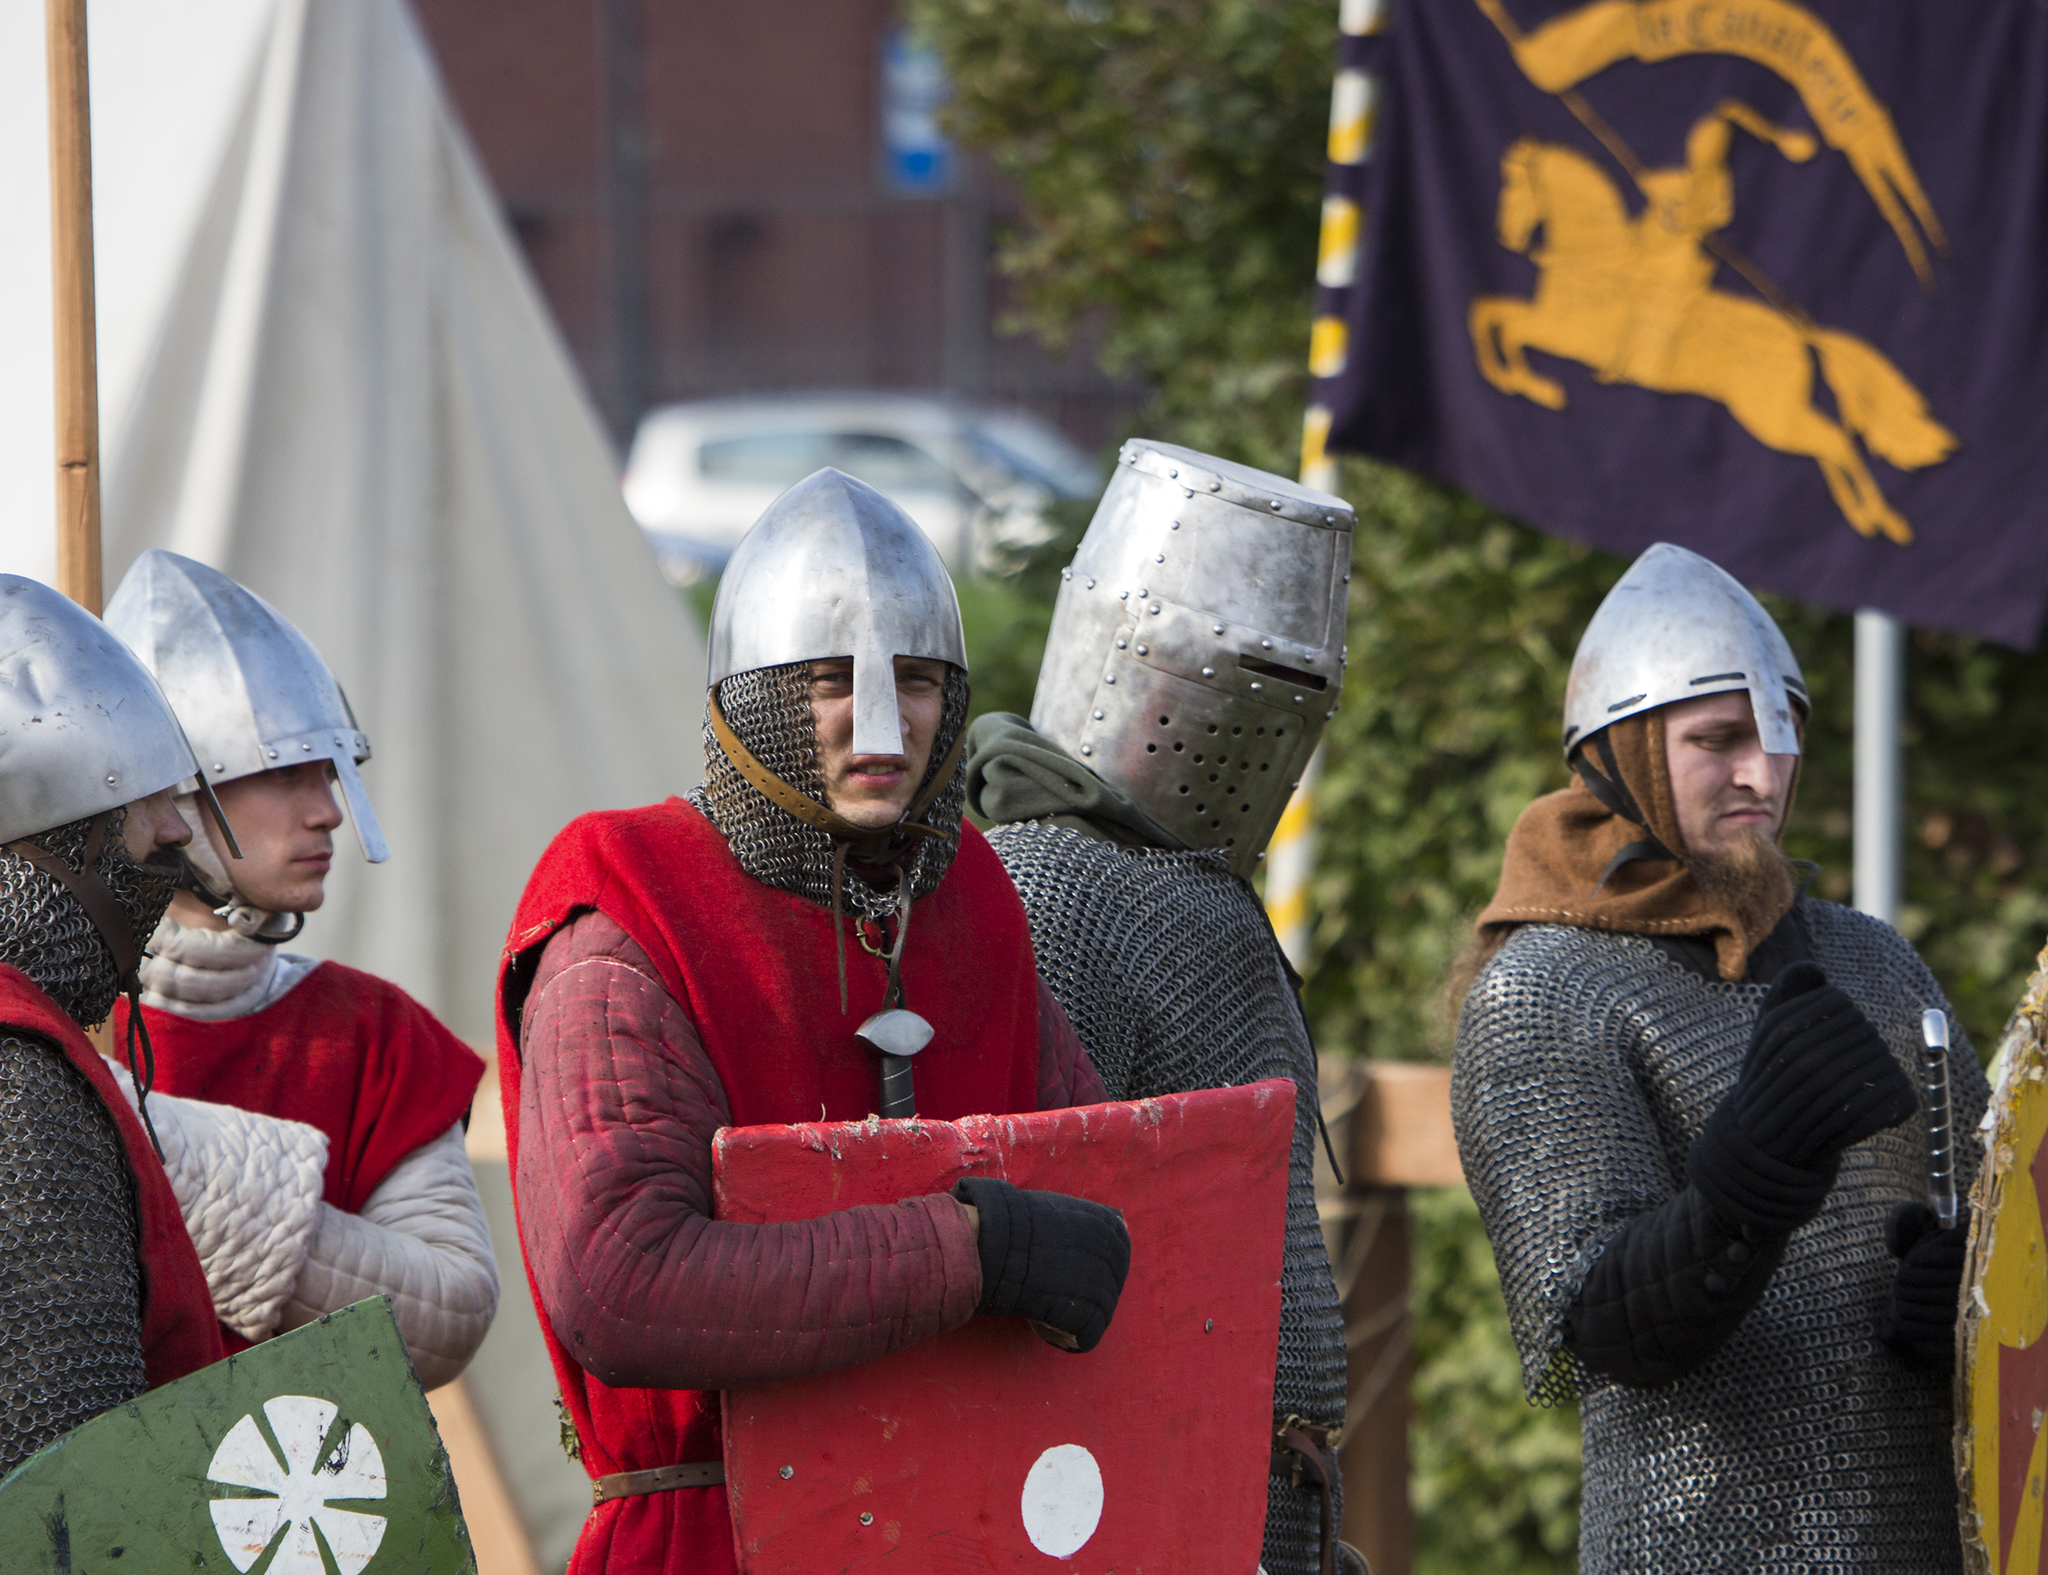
499;469;1129;1575
1452;542;1984;1573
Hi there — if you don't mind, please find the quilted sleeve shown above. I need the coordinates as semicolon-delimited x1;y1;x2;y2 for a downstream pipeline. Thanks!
515;910;984;1392
276;1124;501;1389
111;1065;329;1343
1036;978;1109;1110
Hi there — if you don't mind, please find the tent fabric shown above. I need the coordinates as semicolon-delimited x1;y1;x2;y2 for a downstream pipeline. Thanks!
102;0;706;1044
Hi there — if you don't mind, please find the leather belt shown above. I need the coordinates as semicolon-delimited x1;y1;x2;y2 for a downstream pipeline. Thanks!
591;1460;725;1506
1272;1415;1344;1575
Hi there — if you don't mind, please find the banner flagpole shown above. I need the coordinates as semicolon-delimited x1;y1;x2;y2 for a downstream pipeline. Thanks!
45;0;103;615
1853;609;1905;924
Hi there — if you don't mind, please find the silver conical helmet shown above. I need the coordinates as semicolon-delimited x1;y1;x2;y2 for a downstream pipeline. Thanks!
0;576;205;844
708;468;967;755
105;551;388;862
1031;439;1354;876
1563;542;1808;759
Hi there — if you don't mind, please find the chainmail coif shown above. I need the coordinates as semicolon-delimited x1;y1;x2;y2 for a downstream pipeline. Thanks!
1453;899;1990;1573
985;820;1346;1575
0;809;182;1026
692;660;971;920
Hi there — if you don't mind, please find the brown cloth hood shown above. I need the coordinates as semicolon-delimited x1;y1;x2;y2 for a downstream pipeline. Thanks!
1475;711;1797;982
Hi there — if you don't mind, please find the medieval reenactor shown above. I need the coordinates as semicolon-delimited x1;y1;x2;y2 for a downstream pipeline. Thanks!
965;439;1354;1575
497;468;1132;1575
103;551;496;1387
0;576;227;1471
1452;542;1984;1572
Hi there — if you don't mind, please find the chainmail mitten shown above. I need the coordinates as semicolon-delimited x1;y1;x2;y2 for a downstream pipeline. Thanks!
1877;1201;1968;1374
1689;961;1917;1232
955;1176;1130;1354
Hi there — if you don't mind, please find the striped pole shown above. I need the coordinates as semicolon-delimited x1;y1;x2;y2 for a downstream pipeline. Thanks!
1267;0;1383;966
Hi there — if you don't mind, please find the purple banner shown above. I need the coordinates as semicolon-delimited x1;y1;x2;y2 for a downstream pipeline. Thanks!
1322;0;2048;647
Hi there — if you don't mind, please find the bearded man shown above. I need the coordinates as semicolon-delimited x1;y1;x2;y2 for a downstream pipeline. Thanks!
498;469;1131;1575
0;576;228;1471
965;439;1353;1575
103;551;496;1387
1453;543;1985;1573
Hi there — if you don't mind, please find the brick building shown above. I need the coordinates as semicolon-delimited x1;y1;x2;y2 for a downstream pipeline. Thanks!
411;0;1131;451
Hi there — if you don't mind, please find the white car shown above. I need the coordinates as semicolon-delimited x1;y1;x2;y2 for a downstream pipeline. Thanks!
622;393;1102;584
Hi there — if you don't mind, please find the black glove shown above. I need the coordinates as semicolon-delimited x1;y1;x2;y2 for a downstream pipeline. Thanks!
1878;1201;1970;1373
1689;962;1918;1234
955;1176;1131;1354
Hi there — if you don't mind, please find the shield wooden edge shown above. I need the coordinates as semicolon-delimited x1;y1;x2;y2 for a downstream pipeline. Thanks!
1959;939;2048;1575
0;1296;475;1574
713;1080;1296;1574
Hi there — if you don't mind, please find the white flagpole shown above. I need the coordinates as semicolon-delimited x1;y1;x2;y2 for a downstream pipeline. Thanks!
1853;608;1905;924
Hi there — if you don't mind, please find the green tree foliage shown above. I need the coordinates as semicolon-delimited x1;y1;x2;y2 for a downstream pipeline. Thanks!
916;1;2048;1567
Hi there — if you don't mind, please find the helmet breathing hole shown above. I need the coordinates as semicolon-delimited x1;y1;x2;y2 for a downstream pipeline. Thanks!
1178;785;1190;795
1193;753;1204;763
1172;742;1184;753
1207;724;1220;734
1158;715;1171;726
1146;743;1157;753
1232;726;1243;736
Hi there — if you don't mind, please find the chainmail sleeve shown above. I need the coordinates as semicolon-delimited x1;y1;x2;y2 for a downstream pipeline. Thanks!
1452;924;1686;1404
0;1032;146;1474
985;821;1344;1575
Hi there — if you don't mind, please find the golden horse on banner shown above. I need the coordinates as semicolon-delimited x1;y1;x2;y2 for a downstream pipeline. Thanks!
1468;99;1956;545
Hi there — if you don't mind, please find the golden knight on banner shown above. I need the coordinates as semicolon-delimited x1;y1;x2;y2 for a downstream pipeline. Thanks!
1467;0;1958;544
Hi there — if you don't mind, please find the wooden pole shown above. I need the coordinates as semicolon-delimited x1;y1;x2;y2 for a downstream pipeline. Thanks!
46;0;102;615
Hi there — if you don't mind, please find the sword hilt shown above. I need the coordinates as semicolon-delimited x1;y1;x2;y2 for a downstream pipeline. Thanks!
1920;1008;1958;1231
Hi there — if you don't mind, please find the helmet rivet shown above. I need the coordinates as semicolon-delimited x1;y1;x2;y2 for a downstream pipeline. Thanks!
1063;568;1072;581
1137;587;1148;598
1249;681;1263;692
1104;674;1117;685
1201;667;1215;678
212;763;224;772
1171;520;1181;530
1343;572;1351;583
1086;577;1096;589
302;742;313;751
780;1466;794;1480
267;749;278;759
1115;637;1128;650
1149;604;1162;615
859;1512;874;1527
1154;554;1165;564
1261;639;1273;649
1208;480;1220;492
105;773;117;785
1293;694;1303;703
1135;643;1149;655
1120;591;1129;601
1270;499;1283;510
1092;709;1105;720
1080;744;1093;756
1168;468;1179;478
1212;623;1225;635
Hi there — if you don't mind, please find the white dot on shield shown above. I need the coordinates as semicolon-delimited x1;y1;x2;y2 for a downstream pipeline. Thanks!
1021;1444;1104;1558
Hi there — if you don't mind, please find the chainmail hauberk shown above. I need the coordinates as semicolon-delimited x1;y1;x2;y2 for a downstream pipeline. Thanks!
1454;898;1990;1574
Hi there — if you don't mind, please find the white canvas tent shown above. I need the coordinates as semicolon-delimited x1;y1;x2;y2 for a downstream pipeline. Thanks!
8;0;705;1043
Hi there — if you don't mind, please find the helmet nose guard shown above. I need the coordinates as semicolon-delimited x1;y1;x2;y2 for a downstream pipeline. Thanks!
104;550;388;863
1562;543;1808;761
707;467;967;759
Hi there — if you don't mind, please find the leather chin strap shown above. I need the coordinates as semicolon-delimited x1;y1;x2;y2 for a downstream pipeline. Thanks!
707;687;967;1016
5;812;167;1160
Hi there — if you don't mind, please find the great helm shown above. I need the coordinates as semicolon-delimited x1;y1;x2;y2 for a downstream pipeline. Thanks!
1563;542;1808;761
0;575;214;845
708;467;968;756
1031;439;1354;876
104;551;388;862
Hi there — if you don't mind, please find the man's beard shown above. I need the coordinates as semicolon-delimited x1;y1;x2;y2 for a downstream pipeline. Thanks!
1688;824;1798;941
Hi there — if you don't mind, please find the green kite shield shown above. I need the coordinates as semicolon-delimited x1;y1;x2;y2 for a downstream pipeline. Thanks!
1959;940;2048;1575
0;1296;476;1574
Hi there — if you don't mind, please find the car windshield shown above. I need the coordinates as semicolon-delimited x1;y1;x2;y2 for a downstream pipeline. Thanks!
699;431;958;494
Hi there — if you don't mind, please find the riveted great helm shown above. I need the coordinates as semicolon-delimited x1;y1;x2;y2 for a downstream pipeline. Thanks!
1031;440;1354;876
105;551;388;864
1563;542;1808;761
0;575;214;844
709;467;968;758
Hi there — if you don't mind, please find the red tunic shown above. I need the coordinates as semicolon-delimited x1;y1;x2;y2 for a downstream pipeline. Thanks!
498;800;1047;1575
117;962;484;1215
0;965;224;1387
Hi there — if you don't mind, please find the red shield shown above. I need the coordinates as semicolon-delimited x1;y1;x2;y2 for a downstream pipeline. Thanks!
713;1079;1294;1573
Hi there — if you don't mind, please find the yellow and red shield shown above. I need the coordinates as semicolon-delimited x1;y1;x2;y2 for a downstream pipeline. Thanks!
1961;942;2048;1574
